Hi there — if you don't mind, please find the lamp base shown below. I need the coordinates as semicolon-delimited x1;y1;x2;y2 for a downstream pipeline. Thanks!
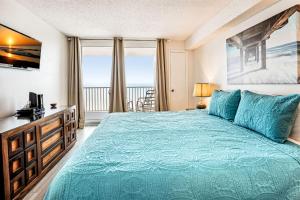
196;103;206;109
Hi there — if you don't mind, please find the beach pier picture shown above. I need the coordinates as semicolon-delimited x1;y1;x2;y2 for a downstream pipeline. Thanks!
226;5;300;84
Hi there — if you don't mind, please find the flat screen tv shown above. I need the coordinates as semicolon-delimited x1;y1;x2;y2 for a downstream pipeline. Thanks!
0;24;42;70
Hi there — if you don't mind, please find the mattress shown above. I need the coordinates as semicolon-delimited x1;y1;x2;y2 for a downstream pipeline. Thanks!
44;110;300;200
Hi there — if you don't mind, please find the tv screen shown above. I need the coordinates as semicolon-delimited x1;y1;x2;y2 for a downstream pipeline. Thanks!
0;24;42;70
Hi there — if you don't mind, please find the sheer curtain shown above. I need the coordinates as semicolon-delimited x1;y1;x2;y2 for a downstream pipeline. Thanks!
109;37;127;112
68;37;85;128
155;39;169;111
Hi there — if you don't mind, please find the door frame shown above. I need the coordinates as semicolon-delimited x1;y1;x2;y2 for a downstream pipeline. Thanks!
168;49;189;111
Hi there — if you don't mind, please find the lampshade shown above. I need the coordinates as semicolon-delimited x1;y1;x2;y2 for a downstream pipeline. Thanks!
193;83;212;97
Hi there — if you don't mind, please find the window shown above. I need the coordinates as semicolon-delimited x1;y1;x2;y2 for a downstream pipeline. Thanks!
81;40;156;113
124;46;156;111
82;45;112;112
125;47;155;87
82;46;112;87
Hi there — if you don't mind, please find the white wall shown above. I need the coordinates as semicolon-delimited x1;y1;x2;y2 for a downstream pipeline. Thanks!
192;0;300;96
0;0;68;118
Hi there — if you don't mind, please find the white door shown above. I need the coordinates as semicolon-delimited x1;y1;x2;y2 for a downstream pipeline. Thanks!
169;50;188;111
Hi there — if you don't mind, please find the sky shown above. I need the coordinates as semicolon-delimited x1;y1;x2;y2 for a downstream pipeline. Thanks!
82;55;155;87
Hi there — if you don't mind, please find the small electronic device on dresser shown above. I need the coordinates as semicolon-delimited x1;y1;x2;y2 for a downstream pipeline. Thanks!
16;92;45;118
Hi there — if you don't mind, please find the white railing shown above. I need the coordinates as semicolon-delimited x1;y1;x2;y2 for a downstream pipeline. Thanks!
84;86;154;112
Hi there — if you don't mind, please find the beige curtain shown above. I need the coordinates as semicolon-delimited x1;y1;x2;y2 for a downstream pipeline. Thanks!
109;37;127;112
68;37;85;128
155;39;169;111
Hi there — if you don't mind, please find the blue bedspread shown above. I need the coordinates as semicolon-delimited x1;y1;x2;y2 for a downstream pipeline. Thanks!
44;111;300;200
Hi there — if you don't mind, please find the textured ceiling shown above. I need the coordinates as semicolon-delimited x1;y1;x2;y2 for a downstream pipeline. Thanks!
15;0;233;40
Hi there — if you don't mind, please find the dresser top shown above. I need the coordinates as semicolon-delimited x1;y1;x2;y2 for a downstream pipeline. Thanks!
0;106;69;134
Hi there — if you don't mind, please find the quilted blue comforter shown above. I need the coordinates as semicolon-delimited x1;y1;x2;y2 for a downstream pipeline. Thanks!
44;111;300;200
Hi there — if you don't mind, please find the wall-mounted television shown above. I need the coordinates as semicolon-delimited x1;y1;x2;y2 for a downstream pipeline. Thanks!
0;24;42;70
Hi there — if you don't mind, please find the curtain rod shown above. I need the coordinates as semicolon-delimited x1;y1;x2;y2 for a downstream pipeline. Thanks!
67;38;158;42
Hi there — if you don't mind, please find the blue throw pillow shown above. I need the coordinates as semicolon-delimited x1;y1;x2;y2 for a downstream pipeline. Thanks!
234;91;300;143
208;90;241;120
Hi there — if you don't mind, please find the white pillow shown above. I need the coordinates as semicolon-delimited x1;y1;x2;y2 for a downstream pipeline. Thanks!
289;104;300;143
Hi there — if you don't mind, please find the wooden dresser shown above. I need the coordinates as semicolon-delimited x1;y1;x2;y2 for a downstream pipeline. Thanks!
0;106;77;200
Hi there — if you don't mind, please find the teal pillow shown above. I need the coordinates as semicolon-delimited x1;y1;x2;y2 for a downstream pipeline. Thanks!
208;90;241;120
234;91;300;143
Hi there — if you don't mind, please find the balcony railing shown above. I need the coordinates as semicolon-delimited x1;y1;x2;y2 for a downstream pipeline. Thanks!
84;86;154;112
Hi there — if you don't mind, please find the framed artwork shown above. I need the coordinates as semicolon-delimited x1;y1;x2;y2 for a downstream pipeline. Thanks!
226;5;300;84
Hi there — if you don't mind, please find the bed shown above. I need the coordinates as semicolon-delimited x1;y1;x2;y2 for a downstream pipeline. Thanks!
44;110;300;200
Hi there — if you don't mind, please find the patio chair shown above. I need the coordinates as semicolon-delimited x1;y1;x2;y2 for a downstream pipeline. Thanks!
127;100;134;112
136;89;155;112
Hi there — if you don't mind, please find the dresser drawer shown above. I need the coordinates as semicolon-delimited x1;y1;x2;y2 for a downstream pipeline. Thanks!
65;123;72;145
25;145;37;166
24;127;36;148
41;128;63;153
70;122;76;142
65;109;76;123
42;140;64;169
70;109;76;120
9;152;24;179
71;131;76;143
65;112;71;123
40;115;63;138
10;171;25;198
71;121;76;131
8;132;24;158
26;162;37;184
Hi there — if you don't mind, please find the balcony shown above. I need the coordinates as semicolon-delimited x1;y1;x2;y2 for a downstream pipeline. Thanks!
84;86;155;113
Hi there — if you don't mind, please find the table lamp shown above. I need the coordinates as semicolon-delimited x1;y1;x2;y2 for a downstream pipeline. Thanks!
193;83;212;109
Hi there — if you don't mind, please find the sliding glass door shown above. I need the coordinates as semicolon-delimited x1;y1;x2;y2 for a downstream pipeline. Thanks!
125;47;156;111
82;46;112;112
81;40;156;121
